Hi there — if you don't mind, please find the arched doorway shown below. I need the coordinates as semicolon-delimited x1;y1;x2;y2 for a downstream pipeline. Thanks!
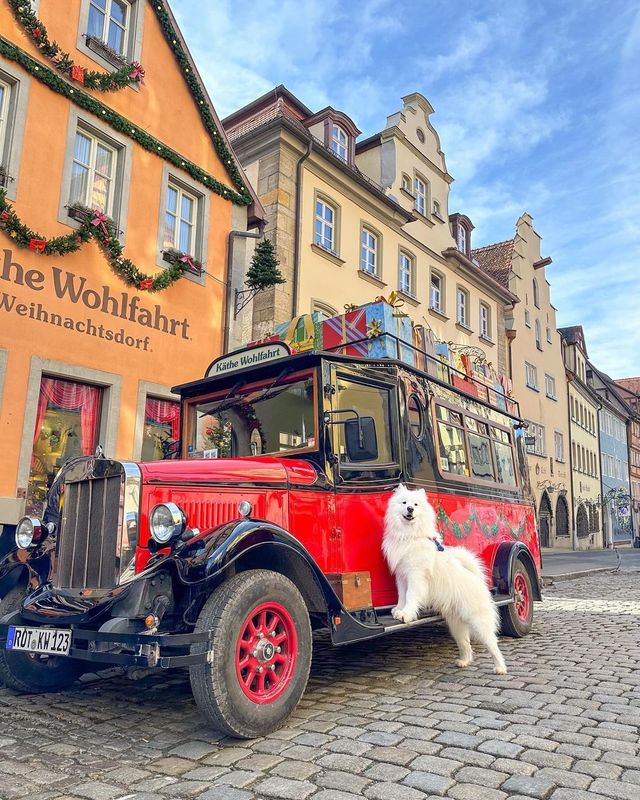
555;494;569;538
576;504;589;539
538;491;552;548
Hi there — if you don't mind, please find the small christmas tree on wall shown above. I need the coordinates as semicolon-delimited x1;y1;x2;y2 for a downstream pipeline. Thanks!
245;238;285;291
235;238;286;317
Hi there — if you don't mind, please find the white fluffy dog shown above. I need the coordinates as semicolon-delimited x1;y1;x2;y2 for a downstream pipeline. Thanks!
382;484;507;674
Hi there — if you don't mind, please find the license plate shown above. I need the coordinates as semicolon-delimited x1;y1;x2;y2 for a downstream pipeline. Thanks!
6;626;71;656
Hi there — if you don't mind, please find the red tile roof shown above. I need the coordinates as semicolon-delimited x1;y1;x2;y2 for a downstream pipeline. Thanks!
471;239;514;288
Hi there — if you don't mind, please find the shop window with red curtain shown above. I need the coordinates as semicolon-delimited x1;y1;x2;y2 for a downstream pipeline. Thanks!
142;397;181;461
27;376;103;515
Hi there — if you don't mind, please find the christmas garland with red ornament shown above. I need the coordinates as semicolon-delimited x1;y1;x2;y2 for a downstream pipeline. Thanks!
8;0;145;91
0;190;197;292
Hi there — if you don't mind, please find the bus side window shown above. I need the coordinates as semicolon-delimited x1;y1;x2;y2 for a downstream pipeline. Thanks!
436;406;469;477
492;427;517;487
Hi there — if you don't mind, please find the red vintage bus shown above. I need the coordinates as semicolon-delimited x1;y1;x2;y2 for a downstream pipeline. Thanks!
0;335;541;738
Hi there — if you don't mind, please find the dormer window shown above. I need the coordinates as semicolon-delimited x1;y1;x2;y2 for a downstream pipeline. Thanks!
457;225;467;254
330;124;348;161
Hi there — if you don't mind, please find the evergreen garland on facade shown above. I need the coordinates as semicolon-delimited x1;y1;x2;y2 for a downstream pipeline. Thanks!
8;0;145;91
245;238;285;291
0;190;192;292
0;36;251;206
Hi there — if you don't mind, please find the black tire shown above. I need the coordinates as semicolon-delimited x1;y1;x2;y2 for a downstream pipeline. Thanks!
0;586;81;692
499;558;534;638
189;569;312;738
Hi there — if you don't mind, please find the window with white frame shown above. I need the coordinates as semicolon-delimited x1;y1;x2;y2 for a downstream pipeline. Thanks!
525;361;538;390
87;0;131;55
433;199;441;217
330;124;348;161
70;128;117;214
430;271;443;313
545;374;556;399
360;227;378;276
414;176;426;216
315;198;336;252
398;251;414;295
554;431;564;462
163;182;197;255
401;174;412;193
456;225;467;253
456;287;469;326
0;78;10;169
479;302;491;338
526;421;545;456
535;319;542;350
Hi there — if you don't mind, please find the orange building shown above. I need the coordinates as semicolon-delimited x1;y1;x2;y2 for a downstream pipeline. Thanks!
0;0;264;529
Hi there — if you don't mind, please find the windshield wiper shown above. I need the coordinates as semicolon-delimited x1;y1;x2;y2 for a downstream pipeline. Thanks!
199;379;248;417
249;367;293;404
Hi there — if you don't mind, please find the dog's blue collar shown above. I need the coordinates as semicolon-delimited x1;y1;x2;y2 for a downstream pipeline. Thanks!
432;538;445;552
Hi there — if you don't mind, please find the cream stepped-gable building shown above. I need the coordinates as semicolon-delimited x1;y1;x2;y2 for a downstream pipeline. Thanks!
559;326;603;549
473;214;573;549
223;87;517;375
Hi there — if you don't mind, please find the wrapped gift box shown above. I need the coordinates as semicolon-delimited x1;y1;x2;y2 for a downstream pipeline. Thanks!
321;301;414;365
248;312;323;353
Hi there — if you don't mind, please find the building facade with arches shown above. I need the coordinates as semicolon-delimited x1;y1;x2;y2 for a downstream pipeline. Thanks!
473;213;573;549
559;327;603;549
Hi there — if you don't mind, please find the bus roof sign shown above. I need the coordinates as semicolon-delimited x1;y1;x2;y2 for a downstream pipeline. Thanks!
204;342;292;378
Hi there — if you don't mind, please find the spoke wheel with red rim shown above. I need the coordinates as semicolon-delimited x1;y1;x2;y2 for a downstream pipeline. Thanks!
235;602;298;704
513;572;531;623
190;569;312;738
499;558;534;638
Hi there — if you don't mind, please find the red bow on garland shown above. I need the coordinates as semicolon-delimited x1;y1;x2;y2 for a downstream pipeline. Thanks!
138;278;154;290
90;210;109;237
128;62;145;84
179;254;196;271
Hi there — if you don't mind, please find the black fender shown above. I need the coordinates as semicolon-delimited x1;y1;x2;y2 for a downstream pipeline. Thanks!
492;542;542;601
155;518;385;642
0;541;53;599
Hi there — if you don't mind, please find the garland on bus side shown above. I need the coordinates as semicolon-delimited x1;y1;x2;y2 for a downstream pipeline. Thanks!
0;190;195;292
436;506;526;541
8;0;145;91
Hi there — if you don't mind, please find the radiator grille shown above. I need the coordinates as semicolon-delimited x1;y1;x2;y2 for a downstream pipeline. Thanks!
57;474;123;589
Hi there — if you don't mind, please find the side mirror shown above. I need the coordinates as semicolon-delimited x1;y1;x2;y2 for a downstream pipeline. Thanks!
345;416;378;462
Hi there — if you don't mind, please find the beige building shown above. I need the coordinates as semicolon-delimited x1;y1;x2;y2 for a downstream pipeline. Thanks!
559;327;603;549
223;87;517;376
473;214;573;549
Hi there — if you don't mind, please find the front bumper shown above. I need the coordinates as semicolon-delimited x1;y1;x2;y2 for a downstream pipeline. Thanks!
0;622;213;669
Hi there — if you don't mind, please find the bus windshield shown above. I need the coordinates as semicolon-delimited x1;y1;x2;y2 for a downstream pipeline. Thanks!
186;373;316;459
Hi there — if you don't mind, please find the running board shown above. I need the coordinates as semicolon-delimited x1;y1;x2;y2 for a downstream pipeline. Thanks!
376;595;514;634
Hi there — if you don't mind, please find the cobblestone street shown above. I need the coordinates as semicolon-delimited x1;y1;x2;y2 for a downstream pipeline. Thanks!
1;568;639;800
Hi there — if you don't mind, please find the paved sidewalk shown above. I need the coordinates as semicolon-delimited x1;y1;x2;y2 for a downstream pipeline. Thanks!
542;546;640;580
1;570;640;799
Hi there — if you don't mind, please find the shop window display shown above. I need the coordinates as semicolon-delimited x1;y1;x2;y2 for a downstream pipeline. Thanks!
142;397;180;461
27;377;102;515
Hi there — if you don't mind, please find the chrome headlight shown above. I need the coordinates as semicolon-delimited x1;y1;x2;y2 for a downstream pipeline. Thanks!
15;516;43;549
150;502;186;544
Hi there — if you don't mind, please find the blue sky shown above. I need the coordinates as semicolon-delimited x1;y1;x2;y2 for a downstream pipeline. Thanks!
174;1;640;378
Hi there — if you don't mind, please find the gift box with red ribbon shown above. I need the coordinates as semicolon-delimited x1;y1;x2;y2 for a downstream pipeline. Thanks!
321;299;414;365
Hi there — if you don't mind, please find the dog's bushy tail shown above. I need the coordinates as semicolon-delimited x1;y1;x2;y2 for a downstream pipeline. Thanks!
453;547;487;581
